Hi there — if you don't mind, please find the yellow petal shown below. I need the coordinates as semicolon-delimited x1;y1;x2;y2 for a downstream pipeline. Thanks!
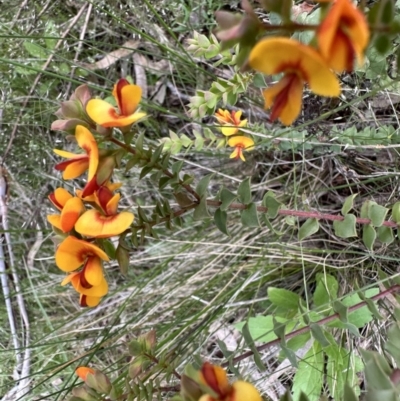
106;193;120;216
229;147;244;161
60;197;85;232
55;236;109;272
75;209;134;238
220;126;239;137
232;381;262;401
83;256;103;286
86;98;146;128
227;136;254;149
53;149;81;159
80;294;101;307
51;188;73;209
47;214;63;231
75;125;99;182
249;37;341;97
70;274;108;297
61;272;79;286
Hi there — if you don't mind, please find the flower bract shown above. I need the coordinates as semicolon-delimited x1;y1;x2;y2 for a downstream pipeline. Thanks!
215;109;247;136
76;367;95;381
86;78;146;127
249;37;341;125
317;0;369;72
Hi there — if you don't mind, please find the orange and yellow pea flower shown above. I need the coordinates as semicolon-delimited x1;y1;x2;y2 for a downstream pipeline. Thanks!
47;188;85;232
317;0;369;72
215;109;247;137
54;125;99;181
199;362;261;401
227;136;254;162
75;186;134;238
86;78;146;128
76;366;95;381
249;37;341;126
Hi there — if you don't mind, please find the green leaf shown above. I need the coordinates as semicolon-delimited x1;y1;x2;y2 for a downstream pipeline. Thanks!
342;193;358;215
377;226;394;244
333;214;357;238
262;192;282;218
135;131;145;153
171;160;184;174
241;323;266;371
219;188;237;211
150;144;164;165
299;218;319;240
363;224;376;250
24;41;47;58
214;208;229;235
292;341;324;401
375;34;391;54
241;203;259;227
195;173;214;197
313;273;338;308
310;324;330;347
235;316;296;343
343;383;359;401
237;177;252;204
369;203;389;227
333;300;348;322
193;197;211;220
139;165;153;180
268;287;300;311
392;201;400;223
102;239;116;260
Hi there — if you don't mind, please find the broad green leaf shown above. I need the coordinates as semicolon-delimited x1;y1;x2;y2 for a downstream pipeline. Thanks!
281;344;298;368
195;173;214;197
329;288;379;329
241;203;260;227
343;383;359;401
333;214;357;238
292;341;324;401
262;192;282;219
24;41;48;58
369;203;389;227
310;324;330;347
268;287;300;311
193;197;211;220
313;273;338;308
286;332;311;352
235;316;296;343
377;226;394;244
237;177;252;204
299;218;319;240
342;193;358;215
333;300;348;322
219;188;237;211
214;208;229;236
363;224;376;250
392;201;400;223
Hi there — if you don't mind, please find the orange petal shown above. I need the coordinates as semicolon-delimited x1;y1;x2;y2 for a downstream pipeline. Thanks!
75;125;99;182
101;111;147;128
70;273;108;297
60;197;85;232
75;209;134;238
232;381;262;401
118;82;142;116
55;156;89;180
200;362;231;398
229;147;244;161
80;294;101;307
61;272;79;286
76;367;95;381
49;188;73;210
83;256;103;286
55;236;109;272
249;37;341;97
106;193;121;216
327;30;354;72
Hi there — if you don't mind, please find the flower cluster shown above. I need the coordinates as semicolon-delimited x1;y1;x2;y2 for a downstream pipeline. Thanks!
215;109;254;161
242;0;369;126
49;79;145;307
